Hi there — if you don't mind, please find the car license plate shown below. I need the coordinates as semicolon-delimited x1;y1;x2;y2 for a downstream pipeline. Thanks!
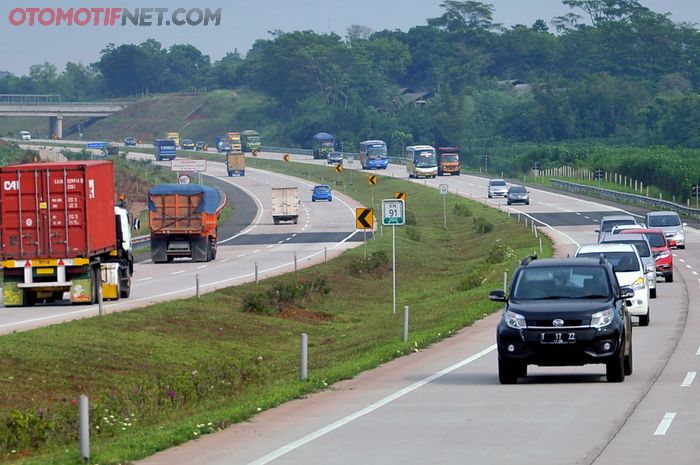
540;332;576;344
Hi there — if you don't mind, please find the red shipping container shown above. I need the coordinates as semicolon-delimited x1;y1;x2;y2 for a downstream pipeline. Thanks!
0;161;116;260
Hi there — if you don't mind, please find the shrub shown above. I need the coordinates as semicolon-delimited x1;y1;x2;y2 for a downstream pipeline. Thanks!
458;270;486;291
349;250;390;277
486;242;518;264
405;226;421;242
242;292;274;315
405;211;417;225
242;278;330;314
453;203;473;217
474;217;494;233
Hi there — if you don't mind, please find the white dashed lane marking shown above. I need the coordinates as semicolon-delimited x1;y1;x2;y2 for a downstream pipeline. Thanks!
137;277;152;282
653;413;677;436
681;372;696;387
170;270;185;275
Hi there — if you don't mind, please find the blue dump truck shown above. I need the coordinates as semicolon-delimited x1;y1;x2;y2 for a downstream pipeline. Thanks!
154;139;177;161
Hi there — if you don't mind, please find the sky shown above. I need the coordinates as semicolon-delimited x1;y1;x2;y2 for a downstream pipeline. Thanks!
1;0;699;76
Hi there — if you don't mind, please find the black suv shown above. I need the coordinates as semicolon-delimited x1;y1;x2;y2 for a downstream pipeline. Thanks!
490;256;633;384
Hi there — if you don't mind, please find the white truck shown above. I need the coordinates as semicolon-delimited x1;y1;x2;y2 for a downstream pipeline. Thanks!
272;187;299;225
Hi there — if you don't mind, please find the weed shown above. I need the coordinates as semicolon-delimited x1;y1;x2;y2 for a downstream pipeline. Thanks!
453;203;473;217
474;217;495;233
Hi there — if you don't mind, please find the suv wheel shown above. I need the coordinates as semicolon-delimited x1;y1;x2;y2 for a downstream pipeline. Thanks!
498;357;520;384
638;309;650;327
666;272;673;282
624;341;633;376
606;349;625;382
650;288;657;298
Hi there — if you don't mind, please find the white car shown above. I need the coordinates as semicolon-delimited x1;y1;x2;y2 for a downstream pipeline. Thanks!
575;243;650;326
487;178;508;198
19;130;31;141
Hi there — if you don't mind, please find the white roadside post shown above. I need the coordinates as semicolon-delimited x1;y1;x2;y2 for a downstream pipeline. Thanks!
439;183;449;229
382;198;405;314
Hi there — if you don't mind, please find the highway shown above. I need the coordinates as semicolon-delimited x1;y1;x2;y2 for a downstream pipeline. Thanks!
7;141;699;464
0;149;366;333
136;153;700;465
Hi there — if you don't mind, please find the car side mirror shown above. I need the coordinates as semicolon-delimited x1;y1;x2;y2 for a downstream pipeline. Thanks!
645;264;655;273
133;218;141;231
683;223;688;227
594;229;600;233
619;286;635;300
489;290;506;302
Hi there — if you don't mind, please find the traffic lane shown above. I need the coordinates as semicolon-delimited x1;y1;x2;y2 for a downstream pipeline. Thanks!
592;248;700;465
0;162;362;333
138;271;688;465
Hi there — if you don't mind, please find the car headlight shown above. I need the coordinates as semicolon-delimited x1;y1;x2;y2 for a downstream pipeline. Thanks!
504;310;527;329
591;309;614;329
656;251;671;260
632;277;645;291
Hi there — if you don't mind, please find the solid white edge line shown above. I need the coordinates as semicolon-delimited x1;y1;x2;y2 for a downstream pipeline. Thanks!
245;344;497;465
653;412;677;436
681;372;696;387
697;345;700;355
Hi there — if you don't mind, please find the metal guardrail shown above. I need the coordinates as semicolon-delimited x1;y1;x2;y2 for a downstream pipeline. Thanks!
260;146;313;156
551;179;700;220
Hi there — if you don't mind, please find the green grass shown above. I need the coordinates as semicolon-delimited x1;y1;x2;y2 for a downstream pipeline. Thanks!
0;158;552;465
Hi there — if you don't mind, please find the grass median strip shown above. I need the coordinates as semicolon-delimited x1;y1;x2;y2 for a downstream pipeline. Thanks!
0;159;552;464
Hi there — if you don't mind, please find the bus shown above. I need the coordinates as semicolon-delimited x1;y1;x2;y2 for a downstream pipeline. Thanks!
359;140;388;169
405;145;437;178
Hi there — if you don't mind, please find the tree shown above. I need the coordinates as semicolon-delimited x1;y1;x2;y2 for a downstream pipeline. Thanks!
346;25;374;42
427;1;499;32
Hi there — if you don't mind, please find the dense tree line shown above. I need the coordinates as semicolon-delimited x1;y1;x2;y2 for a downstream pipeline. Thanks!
2;1;700;153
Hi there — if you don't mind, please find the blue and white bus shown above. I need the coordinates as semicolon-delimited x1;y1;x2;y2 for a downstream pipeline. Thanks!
359;140;389;169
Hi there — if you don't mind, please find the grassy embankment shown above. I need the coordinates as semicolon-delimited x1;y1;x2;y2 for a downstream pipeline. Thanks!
0;157;552;464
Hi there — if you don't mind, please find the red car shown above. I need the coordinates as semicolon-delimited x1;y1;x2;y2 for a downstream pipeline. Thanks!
621;228;673;282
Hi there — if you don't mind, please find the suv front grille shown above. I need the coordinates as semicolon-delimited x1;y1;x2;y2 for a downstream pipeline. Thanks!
528;319;590;329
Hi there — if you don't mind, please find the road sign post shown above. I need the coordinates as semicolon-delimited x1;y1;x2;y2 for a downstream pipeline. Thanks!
439;184;448;229
382;199;405;314
356;208;374;259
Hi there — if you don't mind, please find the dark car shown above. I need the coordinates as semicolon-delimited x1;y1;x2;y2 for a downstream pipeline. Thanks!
490;255;633;384
506;185;530;205
327;151;344;165
195;141;207;151
123;136;137;146
180;139;195;150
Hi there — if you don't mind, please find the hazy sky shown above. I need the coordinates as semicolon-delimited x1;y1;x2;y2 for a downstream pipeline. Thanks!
1;0;699;76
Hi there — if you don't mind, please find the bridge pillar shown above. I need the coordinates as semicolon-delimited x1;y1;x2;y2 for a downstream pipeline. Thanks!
49;115;63;140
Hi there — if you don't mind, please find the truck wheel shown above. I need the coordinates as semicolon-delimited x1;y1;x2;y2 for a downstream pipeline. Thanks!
90;267;100;305
211;240;217;260
293;218;298;224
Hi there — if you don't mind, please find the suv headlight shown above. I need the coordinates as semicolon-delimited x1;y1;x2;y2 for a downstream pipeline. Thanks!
504;310;527;329
656;251;671;260
632;277;645;290
591;309;614;329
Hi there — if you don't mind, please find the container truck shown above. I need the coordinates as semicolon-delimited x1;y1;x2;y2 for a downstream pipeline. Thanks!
227;151;245;176
227;132;242;152
148;184;226;263
0;161;134;306
272;187;299;224
241;130;261;152
437;147;461;176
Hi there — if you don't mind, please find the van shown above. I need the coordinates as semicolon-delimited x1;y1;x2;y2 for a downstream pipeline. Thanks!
645;211;686;249
19;130;31;141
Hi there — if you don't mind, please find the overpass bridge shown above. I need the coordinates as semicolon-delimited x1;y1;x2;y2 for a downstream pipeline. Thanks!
0;94;130;139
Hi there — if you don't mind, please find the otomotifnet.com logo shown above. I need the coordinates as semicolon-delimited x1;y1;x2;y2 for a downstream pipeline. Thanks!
8;7;222;26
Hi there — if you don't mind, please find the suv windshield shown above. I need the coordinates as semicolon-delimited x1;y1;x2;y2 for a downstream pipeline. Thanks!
577;252;638;272
648;215;680;227
601;219;636;232
606;240;650;257
512;266;611;300
642;232;666;247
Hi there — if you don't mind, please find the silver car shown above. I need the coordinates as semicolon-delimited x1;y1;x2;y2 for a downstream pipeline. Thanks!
596;214;638;243
645;211;686;249
601;233;657;298
506;185;530;205
488;178;508;198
